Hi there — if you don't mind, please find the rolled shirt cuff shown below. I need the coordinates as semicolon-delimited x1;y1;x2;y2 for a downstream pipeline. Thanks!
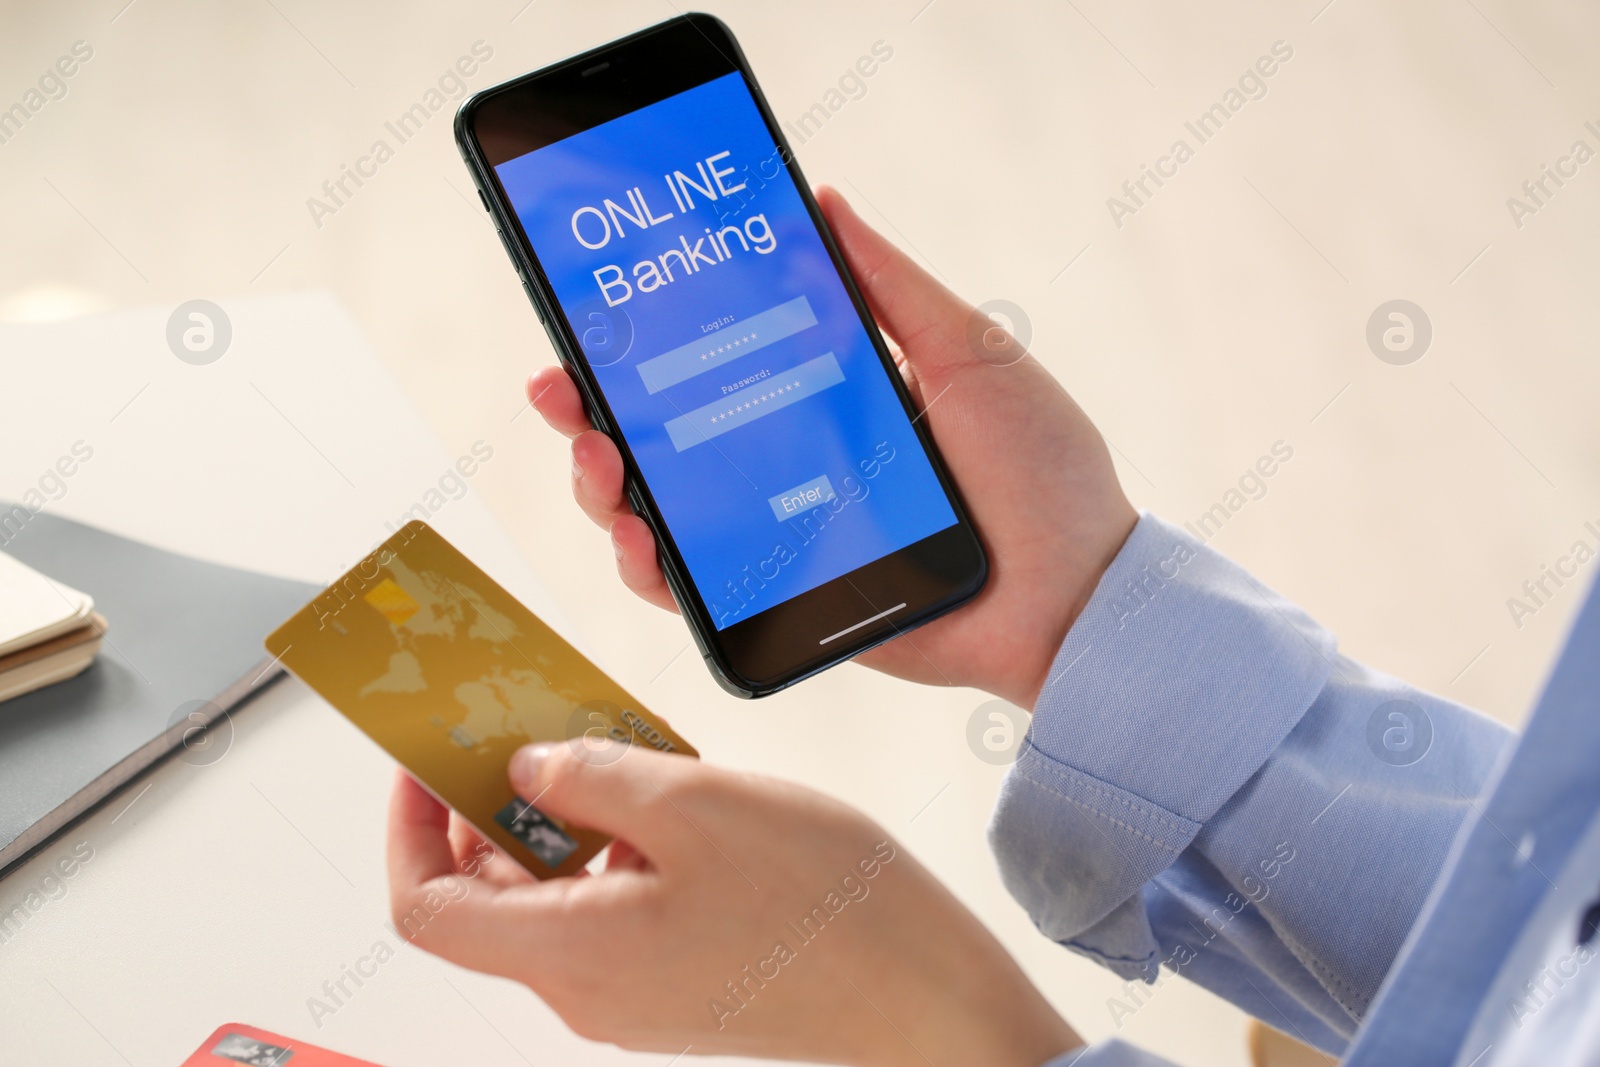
988;513;1335;978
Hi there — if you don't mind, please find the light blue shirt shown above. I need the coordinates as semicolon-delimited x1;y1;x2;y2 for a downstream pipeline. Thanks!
988;515;1600;1066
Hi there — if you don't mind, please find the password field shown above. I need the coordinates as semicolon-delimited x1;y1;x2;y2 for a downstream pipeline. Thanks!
662;353;844;452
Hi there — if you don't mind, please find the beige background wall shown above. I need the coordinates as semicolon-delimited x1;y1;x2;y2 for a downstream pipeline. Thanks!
3;1;1597;1064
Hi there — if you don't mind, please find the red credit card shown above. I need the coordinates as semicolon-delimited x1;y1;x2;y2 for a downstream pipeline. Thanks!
180;1024;386;1066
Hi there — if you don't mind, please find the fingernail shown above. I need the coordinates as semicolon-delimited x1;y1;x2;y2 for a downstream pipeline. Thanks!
510;742;555;791
571;455;584;480
613;536;625;561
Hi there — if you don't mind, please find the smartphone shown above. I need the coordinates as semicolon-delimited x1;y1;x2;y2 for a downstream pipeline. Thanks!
456;13;986;697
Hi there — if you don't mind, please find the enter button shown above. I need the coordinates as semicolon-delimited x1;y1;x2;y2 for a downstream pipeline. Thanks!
768;475;836;521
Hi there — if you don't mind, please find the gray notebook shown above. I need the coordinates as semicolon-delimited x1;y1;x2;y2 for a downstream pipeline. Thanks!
0;507;318;878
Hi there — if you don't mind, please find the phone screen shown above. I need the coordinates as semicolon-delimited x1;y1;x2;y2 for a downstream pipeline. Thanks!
494;71;957;630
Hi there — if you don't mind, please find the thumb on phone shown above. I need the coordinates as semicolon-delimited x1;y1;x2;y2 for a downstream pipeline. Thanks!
815;184;986;378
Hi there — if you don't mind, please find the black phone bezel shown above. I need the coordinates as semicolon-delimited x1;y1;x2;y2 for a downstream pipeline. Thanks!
455;13;987;697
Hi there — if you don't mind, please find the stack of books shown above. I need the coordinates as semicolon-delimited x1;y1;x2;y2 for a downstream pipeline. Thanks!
0;551;105;704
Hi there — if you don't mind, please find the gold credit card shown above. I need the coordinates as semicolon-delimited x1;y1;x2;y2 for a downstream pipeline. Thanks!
265;521;697;879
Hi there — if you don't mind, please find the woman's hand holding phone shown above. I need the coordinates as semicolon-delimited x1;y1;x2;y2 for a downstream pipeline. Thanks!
531;186;1138;710
393;186;1121;1062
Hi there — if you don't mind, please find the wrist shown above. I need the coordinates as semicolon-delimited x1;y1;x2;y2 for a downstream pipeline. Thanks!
1015;505;1139;711
844;873;1082;1066
854;979;1080;1067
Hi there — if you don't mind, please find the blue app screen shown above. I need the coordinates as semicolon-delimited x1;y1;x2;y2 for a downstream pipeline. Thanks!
496;71;956;629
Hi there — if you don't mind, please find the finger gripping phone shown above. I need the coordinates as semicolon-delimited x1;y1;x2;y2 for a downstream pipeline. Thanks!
456;13;985;697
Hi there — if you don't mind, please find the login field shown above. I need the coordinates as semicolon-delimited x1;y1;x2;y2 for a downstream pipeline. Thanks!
637;295;818;394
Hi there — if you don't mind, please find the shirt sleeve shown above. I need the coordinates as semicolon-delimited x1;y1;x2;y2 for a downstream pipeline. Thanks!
988;514;1513;1056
